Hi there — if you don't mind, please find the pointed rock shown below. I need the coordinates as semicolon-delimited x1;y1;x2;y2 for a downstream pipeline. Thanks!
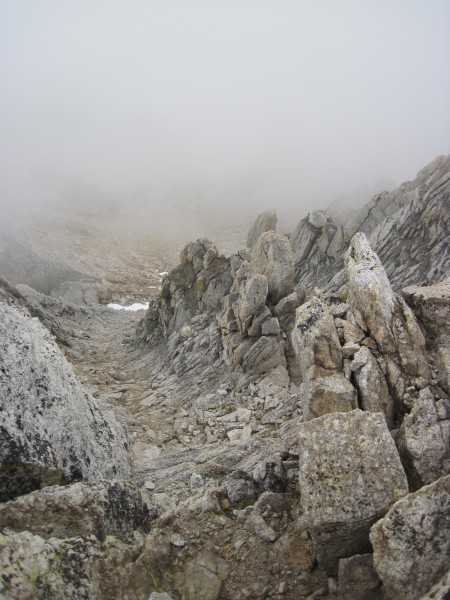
249;232;295;304
345;233;430;412
246;209;277;250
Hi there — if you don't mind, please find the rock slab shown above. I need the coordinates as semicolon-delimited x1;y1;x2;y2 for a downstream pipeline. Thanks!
298;410;408;573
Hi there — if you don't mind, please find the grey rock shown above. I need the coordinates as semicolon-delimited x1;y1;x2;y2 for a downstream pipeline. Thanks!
298;410;408;573
341;341;360;358
249;231;295;304
0;530;150;599
345;233;430;409
292;296;357;419
370;475;450;600
0;480;151;542
241;336;287;375
403;277;450;394
225;475;257;507
308;210;330;229
189;473;205;494
237;274;268;334
181;554;229;600
273;292;299;328
292;156;450;296
337;554;381;600
246;305;272;337
292;295;343;373
302;367;358;420
245;513;277;542
0;233;98;303
397;387;450;489
246;209;277;250
353;346;395;427
0;300;130;502
420;570;450;600
261;317;281;336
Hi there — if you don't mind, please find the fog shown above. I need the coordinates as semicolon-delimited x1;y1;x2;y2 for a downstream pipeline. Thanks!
1;0;449;229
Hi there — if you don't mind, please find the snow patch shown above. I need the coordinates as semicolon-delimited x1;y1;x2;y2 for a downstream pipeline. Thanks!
107;302;149;312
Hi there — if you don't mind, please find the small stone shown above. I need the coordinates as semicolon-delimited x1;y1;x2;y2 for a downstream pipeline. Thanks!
190;473;204;494
170;534;186;548
341;342;360;358
350;347;369;371
361;337;377;351
415;376;428;390
227;425;252;444
308;210;329;229
278;581;287;594
144;480;156;490
180;325;192;339
331;303;349;318
328;577;338;594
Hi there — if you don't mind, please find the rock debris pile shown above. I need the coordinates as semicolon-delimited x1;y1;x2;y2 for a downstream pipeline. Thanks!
1;156;449;599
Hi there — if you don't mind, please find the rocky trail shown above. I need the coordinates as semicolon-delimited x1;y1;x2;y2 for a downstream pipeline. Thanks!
1;156;450;599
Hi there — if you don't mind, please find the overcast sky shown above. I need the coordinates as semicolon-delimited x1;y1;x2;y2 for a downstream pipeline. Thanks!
1;0;449;215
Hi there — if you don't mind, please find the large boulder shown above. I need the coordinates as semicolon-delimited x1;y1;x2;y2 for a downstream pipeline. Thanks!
249;232;295;304
0;481;151;542
0;300;130;502
370;475;450;600
298;410;409;573
292;295;357;419
246;209;277;250
0;530;152;599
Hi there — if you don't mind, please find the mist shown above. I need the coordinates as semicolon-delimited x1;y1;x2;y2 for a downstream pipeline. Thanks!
1;0;449;230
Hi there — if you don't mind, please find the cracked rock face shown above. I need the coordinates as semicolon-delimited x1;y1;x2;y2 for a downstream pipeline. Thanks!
345;232;430;416
0;299;130;502
291;155;450;296
370;474;450;600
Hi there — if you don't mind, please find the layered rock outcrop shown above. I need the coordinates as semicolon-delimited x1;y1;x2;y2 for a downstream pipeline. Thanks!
290;155;450;295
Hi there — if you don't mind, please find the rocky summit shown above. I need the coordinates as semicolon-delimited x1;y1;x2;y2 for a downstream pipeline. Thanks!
0;157;449;599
